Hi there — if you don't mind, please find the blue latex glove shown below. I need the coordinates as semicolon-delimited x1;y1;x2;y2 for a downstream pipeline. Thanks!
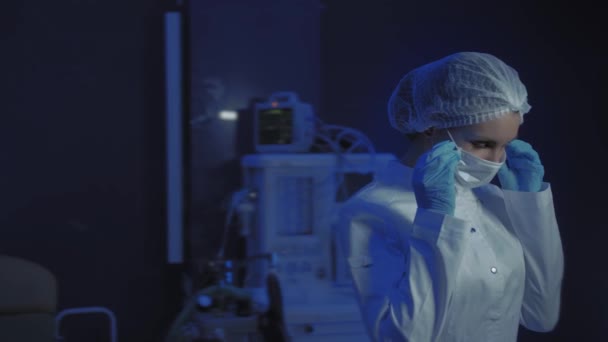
412;140;460;216
497;139;545;192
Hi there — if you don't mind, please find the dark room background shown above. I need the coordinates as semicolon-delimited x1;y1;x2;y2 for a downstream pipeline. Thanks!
3;0;606;341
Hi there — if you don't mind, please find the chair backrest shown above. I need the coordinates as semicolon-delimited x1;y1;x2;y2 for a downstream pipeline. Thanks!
0;255;58;342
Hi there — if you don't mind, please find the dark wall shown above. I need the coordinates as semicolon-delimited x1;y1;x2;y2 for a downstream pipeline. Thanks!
3;1;176;341
321;1;606;341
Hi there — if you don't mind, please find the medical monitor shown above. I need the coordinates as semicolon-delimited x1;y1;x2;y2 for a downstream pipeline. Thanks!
254;92;315;153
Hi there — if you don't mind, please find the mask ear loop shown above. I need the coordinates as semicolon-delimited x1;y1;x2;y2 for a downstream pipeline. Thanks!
446;130;464;160
446;130;459;149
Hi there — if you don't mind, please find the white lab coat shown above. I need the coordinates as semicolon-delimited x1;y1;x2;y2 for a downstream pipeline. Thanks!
335;159;564;342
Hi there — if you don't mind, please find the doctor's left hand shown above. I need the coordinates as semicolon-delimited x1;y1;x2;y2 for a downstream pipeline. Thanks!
497;139;545;192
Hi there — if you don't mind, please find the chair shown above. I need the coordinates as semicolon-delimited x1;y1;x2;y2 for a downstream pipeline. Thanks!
0;255;58;342
0;255;118;342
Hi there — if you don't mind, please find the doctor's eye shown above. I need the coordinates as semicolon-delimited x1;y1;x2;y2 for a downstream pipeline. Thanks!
470;141;494;149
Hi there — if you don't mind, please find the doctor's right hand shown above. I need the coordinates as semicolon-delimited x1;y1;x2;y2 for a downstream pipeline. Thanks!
412;140;460;216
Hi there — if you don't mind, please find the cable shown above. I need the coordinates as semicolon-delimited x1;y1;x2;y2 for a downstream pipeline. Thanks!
216;188;250;260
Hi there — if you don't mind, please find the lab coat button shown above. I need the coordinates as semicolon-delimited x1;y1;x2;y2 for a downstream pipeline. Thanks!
490;267;497;274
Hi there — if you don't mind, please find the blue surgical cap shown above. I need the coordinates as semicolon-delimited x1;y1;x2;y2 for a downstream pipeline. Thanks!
388;52;531;134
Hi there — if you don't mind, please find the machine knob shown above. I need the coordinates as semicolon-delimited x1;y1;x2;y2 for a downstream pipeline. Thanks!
197;295;213;308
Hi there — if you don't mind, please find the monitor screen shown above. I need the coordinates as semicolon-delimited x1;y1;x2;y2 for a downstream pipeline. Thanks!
258;108;293;145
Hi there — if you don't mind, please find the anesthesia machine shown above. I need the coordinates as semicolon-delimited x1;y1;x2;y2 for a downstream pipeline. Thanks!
170;92;396;342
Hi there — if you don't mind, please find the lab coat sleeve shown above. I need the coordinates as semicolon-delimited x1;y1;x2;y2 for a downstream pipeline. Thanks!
336;199;472;341
502;183;564;332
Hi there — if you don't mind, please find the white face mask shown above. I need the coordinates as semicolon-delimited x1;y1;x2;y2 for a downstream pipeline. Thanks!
447;130;505;189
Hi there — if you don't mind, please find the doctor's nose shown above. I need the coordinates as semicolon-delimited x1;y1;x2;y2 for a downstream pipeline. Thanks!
487;149;505;163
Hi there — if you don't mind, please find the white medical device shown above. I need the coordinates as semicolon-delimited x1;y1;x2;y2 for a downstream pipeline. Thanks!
254;92;316;153
239;152;395;341
240;153;396;300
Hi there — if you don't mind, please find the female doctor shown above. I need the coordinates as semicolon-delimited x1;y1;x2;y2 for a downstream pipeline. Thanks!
336;51;564;342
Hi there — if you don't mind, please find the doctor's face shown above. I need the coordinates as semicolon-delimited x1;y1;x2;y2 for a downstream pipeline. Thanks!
442;112;521;163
